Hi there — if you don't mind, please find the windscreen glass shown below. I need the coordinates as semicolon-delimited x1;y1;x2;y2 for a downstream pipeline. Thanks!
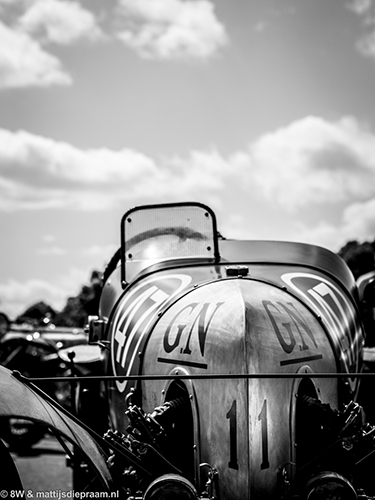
122;204;216;281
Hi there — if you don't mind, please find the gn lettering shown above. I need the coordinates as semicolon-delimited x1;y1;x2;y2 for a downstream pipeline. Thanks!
281;272;361;376
262;300;318;354
162;301;224;358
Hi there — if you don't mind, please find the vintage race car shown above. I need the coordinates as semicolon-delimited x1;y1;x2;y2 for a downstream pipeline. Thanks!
2;201;375;500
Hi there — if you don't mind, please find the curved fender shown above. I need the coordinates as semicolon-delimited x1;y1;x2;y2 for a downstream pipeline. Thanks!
0;365;114;492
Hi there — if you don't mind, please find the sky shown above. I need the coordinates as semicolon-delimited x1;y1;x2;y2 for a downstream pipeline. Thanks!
1;0;375;318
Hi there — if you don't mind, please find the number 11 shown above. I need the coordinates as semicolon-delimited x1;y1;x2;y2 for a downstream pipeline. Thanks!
226;400;238;469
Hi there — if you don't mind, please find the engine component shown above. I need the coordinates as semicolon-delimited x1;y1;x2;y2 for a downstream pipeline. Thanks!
304;471;358;500
103;397;196;497
199;463;218;500
143;474;198;500
298;396;375;499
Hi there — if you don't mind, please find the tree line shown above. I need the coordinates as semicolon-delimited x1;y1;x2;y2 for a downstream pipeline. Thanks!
338;239;375;280
15;270;103;328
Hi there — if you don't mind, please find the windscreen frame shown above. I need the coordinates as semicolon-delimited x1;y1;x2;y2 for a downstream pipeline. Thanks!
120;202;220;286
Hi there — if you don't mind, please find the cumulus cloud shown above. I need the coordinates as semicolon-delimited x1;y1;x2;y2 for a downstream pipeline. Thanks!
347;0;375;59
0;129;231;211
348;0;372;15
0;0;104;89
17;0;104;45
0;21;71;88
0;0;228;89
115;0;228;59
243;116;375;209
2;116;375;214
0;129;158;210
188;116;375;251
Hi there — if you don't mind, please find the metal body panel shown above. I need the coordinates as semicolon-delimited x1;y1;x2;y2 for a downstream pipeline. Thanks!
139;279;338;499
220;240;355;296
100;237;356;329
106;262;363;427
0;365;113;491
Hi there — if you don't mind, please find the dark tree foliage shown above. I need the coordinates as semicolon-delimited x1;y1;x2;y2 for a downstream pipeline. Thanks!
54;270;103;327
16;271;103;328
338;240;375;280
16;301;56;326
